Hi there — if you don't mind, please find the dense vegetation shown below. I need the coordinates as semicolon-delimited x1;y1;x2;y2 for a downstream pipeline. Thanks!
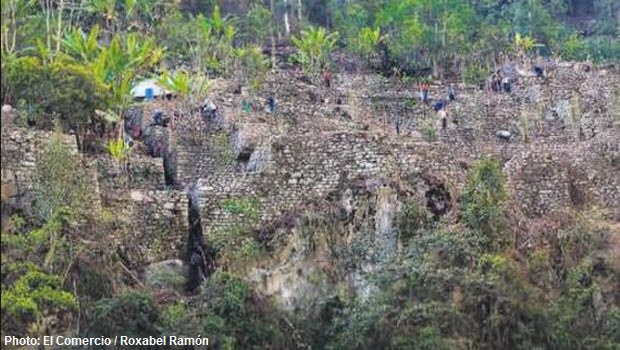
1;0;619;349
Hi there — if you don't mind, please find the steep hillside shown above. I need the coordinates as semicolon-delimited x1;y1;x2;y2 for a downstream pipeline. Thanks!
4;54;618;349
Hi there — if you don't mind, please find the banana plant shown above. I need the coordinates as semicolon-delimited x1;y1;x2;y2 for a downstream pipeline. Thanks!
158;70;190;97
191;6;236;75
354;26;381;59
107;137;130;161
77;31;163;136
291;26;338;83
61;25;100;62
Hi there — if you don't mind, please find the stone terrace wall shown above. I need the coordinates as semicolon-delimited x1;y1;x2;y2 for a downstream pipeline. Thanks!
92;140;189;268
1;126;80;214
168;62;619;234
485;135;619;218
332;62;618;144
114;189;189;268
188;127;618;232
0;124;190;268
96;154;165;196
170;117;278;188
194;131;400;232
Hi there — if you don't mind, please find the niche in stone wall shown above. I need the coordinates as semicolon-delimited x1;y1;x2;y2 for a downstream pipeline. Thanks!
163;147;176;187
232;126;262;172
235;145;255;173
425;182;452;221
237;145;254;163
567;167;587;209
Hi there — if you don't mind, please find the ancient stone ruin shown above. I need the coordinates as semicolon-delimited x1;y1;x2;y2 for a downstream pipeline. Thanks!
2;60;618;307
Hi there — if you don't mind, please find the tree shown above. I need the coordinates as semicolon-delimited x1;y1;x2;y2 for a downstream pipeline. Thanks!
245;4;272;45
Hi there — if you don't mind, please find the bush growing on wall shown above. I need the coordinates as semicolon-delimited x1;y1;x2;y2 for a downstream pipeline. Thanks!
2;56;109;142
199;272;290;349
460;157;506;245
33;133;93;222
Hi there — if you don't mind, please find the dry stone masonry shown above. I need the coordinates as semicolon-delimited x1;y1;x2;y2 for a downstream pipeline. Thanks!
167;61;618;235
1;60;618;272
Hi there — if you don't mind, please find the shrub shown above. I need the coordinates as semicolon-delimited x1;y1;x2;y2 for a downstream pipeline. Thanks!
398;199;431;242
33;133;93;222
245;4;271;45
350;26;381;60
1;209;77;334
218;197;261;220
460;157;506;241
158;302;199;336
198;272;290;349
89;291;160;337
561;33;587;61
2;56;109;134
462;61;489;87
1;268;77;320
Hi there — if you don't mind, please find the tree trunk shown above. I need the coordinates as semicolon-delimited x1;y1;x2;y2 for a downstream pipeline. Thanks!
283;0;290;36
56;0;65;53
44;0;51;51
270;0;277;70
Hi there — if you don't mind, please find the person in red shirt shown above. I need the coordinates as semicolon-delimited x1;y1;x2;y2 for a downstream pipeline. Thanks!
420;81;430;102
323;69;333;88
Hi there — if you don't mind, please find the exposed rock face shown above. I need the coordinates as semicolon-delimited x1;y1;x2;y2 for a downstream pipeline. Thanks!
246;181;410;309
248;222;333;311
375;186;399;260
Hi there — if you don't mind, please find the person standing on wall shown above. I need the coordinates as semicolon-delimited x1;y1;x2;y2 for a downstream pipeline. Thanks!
267;96;275;114
419;79;431;103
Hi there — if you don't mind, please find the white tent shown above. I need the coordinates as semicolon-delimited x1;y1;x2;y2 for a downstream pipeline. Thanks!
131;79;168;99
